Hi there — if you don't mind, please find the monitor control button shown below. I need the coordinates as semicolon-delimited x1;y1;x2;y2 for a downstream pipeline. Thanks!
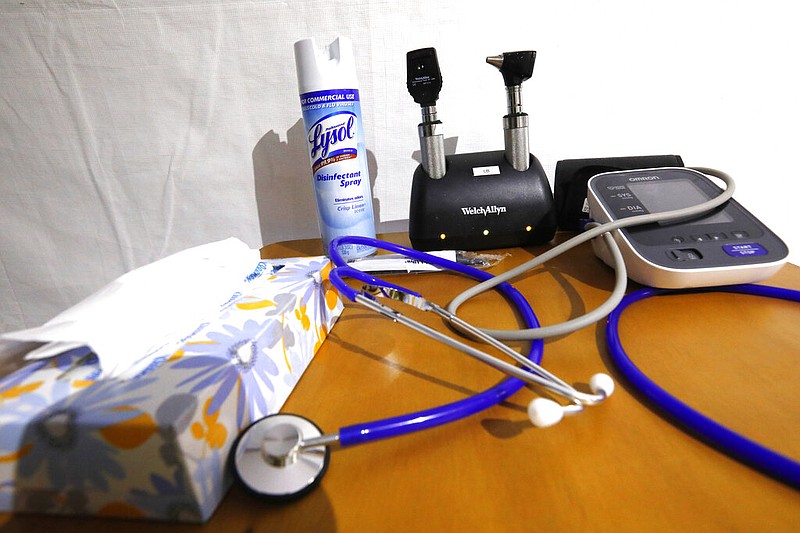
723;243;767;257
668;248;703;261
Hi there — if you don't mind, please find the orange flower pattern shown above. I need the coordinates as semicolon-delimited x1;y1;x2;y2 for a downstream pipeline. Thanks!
0;257;342;521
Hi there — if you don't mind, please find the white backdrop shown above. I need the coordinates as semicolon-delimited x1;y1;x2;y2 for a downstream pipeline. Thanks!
1;0;798;332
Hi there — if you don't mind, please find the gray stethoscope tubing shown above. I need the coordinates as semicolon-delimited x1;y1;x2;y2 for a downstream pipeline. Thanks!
447;167;736;341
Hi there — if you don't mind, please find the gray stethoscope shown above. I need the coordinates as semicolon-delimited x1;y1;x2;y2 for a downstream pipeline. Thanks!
231;236;615;501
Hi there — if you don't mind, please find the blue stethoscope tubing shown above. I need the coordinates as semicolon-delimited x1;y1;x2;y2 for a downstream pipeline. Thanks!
606;283;800;489
328;235;543;447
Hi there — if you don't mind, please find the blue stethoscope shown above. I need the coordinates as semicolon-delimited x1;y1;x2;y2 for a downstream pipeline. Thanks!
232;236;800;501
607;284;800;489
232;236;614;501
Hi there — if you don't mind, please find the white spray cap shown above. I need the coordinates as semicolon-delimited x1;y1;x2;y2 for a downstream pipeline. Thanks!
294;36;360;94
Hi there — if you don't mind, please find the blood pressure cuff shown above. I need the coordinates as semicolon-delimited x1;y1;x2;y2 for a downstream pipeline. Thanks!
554;154;684;231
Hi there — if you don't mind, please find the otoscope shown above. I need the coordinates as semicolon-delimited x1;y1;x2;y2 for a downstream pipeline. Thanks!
486;51;536;171
406;48;558;251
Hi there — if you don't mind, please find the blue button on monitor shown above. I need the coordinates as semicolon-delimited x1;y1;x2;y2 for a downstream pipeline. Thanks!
723;243;768;257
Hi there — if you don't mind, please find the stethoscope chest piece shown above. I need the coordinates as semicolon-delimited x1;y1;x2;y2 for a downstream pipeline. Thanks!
232;413;330;501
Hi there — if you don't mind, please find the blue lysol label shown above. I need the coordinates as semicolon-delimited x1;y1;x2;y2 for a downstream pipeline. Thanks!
301;89;360;169
723;243;768;257
307;115;357;171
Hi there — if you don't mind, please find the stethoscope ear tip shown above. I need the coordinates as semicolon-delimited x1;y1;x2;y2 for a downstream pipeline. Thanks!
527;398;565;428
230;413;330;502
589;373;615;398
527;373;615;428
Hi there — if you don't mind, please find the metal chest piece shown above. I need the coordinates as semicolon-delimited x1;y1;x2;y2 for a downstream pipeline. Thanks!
232;413;330;501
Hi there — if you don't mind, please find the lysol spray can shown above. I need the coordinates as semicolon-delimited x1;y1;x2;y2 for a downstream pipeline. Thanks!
294;36;377;260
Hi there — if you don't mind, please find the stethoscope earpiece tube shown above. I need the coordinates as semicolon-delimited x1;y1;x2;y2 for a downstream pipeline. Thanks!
327;236;615;445
329;235;544;447
606;284;800;489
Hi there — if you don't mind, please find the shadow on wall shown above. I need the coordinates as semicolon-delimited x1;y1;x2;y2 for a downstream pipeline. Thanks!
374;136;460;235
411;136;458;169
253;121;458;245
253;118;386;247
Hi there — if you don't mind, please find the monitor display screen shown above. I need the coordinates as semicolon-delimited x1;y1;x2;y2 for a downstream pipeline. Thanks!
627;179;732;224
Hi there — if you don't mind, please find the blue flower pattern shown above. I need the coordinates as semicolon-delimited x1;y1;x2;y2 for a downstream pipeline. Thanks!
173;319;283;428
17;376;156;492
0;257;340;521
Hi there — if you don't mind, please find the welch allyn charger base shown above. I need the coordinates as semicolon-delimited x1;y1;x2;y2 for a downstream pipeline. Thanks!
409;150;557;250
406;48;557;251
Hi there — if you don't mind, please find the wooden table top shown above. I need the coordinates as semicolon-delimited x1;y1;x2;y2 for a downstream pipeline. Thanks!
2;232;798;532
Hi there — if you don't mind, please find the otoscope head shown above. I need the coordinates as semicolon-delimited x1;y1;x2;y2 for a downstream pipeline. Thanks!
486;51;536;87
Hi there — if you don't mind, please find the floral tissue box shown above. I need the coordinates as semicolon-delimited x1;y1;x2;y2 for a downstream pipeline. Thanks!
0;256;343;522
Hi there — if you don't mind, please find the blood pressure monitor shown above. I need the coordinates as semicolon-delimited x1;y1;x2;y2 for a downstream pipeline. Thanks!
587;167;789;288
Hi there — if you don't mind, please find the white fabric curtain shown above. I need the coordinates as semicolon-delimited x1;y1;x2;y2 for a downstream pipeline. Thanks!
1;0;797;331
